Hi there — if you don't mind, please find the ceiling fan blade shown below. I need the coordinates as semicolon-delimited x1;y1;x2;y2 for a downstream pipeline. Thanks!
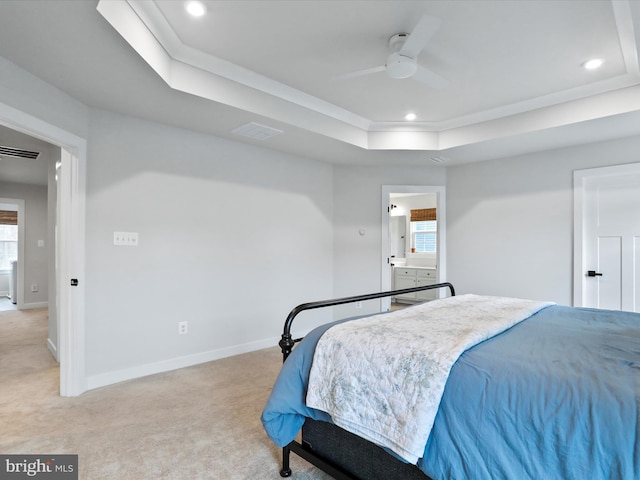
412;65;449;89
335;65;386;80
399;15;442;59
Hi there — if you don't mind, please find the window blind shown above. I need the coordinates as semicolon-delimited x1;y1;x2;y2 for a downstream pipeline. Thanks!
410;208;436;222
0;210;17;225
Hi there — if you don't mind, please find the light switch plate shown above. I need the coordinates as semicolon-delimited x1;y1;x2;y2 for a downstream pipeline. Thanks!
113;231;139;246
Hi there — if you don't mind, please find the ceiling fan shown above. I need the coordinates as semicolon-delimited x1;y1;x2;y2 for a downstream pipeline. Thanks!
338;15;449;89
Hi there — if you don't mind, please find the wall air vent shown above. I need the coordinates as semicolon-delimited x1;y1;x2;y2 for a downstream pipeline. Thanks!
231;122;283;140
0;145;40;159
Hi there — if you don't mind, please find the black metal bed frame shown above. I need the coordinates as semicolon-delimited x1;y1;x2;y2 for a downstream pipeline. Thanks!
277;282;456;479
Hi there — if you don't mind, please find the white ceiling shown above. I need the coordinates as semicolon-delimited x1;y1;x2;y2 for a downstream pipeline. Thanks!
0;0;640;185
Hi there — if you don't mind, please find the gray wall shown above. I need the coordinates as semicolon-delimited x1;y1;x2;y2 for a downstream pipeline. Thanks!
0;56;336;387
84;110;334;378
332;166;446;318
446;135;640;305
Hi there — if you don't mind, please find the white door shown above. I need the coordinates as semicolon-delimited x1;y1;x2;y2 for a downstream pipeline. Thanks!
57;148;87;396
389;216;406;259
575;163;640;311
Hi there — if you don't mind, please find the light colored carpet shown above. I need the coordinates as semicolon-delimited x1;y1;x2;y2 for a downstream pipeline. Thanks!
0;308;333;479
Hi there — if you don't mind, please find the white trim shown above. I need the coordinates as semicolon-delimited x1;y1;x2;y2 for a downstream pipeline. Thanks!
107;0;371;130
0;101;87;397
21;301;48;309
47;337;58;362
381;185;447;311
573;162;640;307
86;337;278;391
96;0;640;153
57;148;87;397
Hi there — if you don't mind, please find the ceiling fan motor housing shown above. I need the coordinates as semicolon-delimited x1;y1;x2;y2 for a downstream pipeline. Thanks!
389;33;410;52
386;33;418;79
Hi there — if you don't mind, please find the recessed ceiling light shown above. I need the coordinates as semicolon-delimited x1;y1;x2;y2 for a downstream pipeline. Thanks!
185;1;206;17
405;113;417;121
582;58;603;70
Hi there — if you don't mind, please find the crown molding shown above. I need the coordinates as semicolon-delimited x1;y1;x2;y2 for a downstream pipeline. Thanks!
97;0;640;152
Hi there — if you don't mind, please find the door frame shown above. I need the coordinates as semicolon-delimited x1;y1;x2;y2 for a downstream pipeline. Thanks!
573;162;640;308
381;185;446;311
0;101;87;396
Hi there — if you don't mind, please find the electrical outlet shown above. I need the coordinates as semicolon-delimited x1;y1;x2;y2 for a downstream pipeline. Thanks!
178;321;188;335
31;284;38;293
355;301;362;309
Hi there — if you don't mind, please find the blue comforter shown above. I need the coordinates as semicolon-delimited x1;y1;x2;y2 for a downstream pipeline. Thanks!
261;305;640;479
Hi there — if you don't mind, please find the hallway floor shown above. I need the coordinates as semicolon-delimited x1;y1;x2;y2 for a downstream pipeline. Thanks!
0;295;17;311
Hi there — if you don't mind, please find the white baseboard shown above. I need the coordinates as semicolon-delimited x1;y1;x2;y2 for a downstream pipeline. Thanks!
21;301;48;309
47;338;59;362
86;336;279;391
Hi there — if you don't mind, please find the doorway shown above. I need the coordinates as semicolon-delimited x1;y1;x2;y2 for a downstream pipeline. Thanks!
381;185;446;311
0;199;23;309
0;101;87;396
574;162;640;311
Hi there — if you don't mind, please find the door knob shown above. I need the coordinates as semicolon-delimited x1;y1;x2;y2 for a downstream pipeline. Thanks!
587;270;603;277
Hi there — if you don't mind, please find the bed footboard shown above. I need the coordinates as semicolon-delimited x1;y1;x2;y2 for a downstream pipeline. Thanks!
278;282;454;479
279;281;454;361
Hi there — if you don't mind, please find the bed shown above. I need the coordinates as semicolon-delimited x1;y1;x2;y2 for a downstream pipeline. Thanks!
261;282;640;479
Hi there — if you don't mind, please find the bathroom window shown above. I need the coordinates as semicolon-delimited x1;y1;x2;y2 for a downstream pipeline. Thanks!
0;224;18;271
411;221;437;253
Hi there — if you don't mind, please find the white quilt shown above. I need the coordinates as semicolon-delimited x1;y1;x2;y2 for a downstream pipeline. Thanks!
305;294;554;464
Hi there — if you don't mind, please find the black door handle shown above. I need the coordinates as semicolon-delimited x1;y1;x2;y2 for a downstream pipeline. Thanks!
587;270;603;277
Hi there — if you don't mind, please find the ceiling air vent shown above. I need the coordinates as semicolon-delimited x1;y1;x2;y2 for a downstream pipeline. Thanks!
0;145;40;159
430;155;448;164
231;122;283;140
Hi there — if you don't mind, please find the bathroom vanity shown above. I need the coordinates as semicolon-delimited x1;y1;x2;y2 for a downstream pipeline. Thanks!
393;266;438;303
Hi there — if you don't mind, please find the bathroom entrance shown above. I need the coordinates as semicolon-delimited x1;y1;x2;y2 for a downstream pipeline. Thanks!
381;185;446;311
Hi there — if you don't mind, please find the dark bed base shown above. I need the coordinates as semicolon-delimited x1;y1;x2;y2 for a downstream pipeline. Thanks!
283;419;432;480
278;282;455;479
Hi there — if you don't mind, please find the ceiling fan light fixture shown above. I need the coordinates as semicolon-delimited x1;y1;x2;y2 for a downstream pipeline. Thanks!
386;52;418;79
582;58;603;70
185;1;207;17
